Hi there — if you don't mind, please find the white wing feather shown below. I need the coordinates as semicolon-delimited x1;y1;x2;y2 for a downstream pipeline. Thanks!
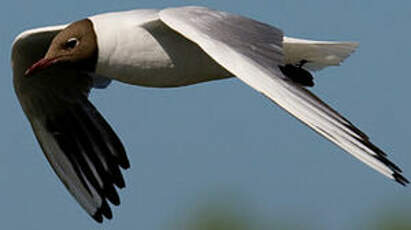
160;6;407;185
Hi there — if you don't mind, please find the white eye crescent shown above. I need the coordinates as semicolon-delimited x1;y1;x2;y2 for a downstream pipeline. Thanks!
64;38;79;49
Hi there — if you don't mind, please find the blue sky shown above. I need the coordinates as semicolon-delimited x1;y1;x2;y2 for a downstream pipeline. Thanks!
2;0;411;229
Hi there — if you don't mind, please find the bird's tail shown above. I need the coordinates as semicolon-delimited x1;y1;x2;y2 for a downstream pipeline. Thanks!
283;37;358;71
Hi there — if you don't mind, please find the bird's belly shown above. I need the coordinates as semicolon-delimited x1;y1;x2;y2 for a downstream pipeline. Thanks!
95;21;232;87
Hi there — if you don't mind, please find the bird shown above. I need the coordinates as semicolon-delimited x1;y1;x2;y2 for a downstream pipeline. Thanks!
11;6;408;223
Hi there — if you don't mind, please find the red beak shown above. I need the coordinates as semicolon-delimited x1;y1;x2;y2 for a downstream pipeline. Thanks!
24;57;59;77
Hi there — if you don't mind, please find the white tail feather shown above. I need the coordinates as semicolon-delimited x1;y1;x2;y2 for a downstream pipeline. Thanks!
283;37;358;71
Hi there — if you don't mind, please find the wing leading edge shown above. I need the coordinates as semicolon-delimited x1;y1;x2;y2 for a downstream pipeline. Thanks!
159;6;408;185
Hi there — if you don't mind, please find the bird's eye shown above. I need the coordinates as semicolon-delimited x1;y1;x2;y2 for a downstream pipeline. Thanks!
64;38;79;49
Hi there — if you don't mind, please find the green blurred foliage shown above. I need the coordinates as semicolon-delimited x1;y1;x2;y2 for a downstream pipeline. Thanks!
171;194;411;230
362;207;411;230
170;196;315;230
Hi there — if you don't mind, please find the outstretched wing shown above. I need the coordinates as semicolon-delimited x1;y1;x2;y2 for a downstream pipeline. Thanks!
12;27;129;222
160;6;408;185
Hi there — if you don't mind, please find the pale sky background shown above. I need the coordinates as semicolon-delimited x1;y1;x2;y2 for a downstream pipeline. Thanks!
2;1;411;229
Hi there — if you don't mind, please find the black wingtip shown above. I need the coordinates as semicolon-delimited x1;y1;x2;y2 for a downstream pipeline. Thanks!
92;213;103;223
105;185;121;206
91;200;114;223
45;97;129;224
101;200;113;219
373;154;403;173
120;159;131;170
393;173;409;186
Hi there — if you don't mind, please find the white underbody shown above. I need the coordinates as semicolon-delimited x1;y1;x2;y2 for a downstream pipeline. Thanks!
89;9;357;87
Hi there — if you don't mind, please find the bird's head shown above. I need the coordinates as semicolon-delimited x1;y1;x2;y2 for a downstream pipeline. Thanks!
25;19;98;76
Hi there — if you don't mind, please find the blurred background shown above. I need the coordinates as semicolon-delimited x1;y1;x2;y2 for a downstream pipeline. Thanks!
2;0;411;229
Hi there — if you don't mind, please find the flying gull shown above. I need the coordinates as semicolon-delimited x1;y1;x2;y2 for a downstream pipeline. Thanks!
11;6;408;222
